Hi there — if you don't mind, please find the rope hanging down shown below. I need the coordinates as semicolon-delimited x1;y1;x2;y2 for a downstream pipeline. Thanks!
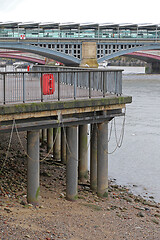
97;107;126;155
0;108;126;171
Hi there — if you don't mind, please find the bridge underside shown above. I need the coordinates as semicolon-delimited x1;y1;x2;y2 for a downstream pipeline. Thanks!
0;53;46;64
126;52;160;63
0;42;80;67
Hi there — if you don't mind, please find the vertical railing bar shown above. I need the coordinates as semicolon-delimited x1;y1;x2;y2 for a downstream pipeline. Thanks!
103;72;105;98
23;72;25;103
74;72;77;100
58;72;60;101
41;72;43;102
3;73;5;104
89;72;91;98
115;71;117;95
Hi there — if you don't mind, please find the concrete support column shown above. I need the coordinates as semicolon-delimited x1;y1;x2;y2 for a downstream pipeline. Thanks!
79;125;88;183
90;124;97;191
41;129;47;147
53;127;61;160
47;128;53;153
80;42;98;68
27;130;40;205
66;126;78;201
61;127;66;164
97;122;108;198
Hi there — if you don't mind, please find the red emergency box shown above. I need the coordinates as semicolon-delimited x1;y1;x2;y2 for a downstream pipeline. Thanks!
42;74;55;95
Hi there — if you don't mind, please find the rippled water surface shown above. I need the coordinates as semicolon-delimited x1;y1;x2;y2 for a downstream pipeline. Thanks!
109;74;160;202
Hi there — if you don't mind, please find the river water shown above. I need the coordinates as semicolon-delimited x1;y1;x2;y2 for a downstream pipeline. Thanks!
108;73;160;203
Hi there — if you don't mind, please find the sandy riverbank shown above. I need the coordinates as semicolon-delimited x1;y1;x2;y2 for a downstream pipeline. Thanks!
0;132;160;239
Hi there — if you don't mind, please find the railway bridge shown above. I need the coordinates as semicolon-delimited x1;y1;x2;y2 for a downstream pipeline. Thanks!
0;22;160;71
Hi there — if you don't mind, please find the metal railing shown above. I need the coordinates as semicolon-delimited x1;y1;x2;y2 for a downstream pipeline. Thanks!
0;69;122;105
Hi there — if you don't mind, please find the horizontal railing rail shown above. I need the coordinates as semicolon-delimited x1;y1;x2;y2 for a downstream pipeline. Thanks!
0;69;122;105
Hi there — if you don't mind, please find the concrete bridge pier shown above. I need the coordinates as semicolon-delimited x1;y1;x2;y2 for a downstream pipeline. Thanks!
78;125;89;183
53;127;61;160
27;130;40;205
97;122;108;198
90;124;97;192
66;125;78;201
80;42;98;68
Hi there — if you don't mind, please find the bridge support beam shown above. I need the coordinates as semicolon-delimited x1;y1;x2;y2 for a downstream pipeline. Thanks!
80;42;98;68
97;122;108;198
66;125;78;201
27;130;40;205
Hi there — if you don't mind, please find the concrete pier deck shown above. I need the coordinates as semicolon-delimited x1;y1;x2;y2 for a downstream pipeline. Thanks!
0;68;132;204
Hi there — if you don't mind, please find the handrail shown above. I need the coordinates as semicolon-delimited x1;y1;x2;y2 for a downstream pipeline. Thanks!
0;69;122;105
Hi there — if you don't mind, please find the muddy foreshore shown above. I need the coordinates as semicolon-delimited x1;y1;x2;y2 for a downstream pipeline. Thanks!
0;132;160;239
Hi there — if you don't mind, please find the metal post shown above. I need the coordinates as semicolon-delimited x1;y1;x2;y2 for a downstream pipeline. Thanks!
89;72;91;98
74;72;77;99
53;127;61;160
27;130;40;205
79;125;88;183
97;121;108;198
23;73;26;103
3;74;5;105
58;72;60;101
47;128;53;153
61;127;66;164
90;124;97;191
103;72;105;97
41;73;43;102
66;125;78;201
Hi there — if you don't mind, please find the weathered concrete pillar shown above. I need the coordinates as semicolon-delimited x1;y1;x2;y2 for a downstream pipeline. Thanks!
66;126;78;201
47;128;53;153
41;129;47;147
27;130;40;205
79;125;88;183
80;42;98;68
90;124;97;191
61;127;66;164
97;122;108;198
53;127;61;160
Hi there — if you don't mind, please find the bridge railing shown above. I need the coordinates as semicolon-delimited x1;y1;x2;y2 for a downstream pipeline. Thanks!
0;69;122;105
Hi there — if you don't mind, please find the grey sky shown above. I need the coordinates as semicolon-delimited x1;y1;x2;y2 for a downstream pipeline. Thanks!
0;0;159;24
0;0;21;11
